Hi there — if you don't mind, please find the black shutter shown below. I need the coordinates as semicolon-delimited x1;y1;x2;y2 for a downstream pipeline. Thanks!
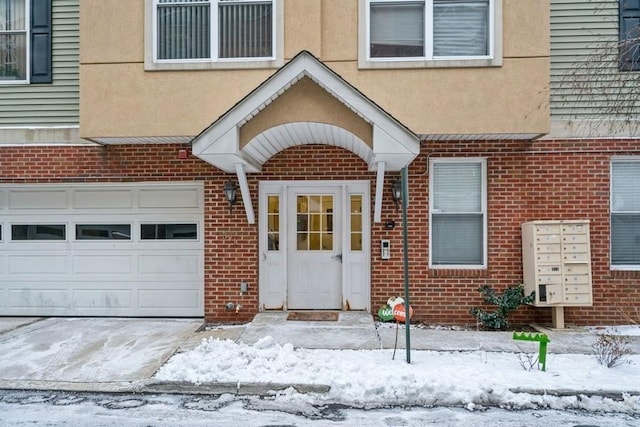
30;0;52;83
620;0;640;71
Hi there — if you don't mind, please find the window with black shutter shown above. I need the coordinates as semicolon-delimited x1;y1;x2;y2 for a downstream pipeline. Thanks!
30;0;51;83
620;0;640;71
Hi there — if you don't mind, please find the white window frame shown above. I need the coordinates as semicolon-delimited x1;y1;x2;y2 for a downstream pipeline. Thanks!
0;0;29;84
359;0;502;69
145;0;283;71
429;157;487;269
610;157;640;270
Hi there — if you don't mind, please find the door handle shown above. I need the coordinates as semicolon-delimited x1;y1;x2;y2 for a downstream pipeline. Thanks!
332;253;343;263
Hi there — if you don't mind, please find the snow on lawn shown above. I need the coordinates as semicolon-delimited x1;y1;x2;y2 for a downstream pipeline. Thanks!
155;335;640;413
588;325;640;336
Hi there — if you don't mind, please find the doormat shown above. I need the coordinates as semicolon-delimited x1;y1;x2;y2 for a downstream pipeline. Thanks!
286;312;339;322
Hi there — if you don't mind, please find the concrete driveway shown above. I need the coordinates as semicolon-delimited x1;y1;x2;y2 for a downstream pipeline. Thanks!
0;317;202;392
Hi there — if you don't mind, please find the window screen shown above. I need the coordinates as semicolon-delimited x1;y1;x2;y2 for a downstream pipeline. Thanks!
611;161;640;266
430;160;485;266
156;0;273;60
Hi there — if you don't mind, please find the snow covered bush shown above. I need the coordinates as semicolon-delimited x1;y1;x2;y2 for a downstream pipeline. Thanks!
470;284;535;330
593;332;632;368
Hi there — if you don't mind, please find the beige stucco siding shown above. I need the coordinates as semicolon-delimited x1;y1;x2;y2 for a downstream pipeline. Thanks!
239;78;372;148
80;0;144;65
80;0;550;138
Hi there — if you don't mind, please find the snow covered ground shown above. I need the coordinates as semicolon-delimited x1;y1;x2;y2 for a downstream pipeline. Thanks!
156;324;640;414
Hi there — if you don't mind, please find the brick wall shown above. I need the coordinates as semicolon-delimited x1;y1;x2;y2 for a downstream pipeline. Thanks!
1;140;639;326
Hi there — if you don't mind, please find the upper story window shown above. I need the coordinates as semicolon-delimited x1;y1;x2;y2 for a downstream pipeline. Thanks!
620;0;640;71
360;0;501;69
611;159;640;269
148;0;283;70
0;0;52;84
1;0;28;82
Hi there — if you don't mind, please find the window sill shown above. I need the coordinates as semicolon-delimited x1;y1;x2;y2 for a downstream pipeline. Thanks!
0;79;28;84
358;57;501;70
145;58;284;71
429;268;488;278
609;268;640;279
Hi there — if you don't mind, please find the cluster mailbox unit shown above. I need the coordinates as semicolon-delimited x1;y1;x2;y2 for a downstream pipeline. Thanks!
521;220;593;328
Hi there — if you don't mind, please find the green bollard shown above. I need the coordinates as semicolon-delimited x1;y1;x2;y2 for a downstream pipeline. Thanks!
512;332;550;371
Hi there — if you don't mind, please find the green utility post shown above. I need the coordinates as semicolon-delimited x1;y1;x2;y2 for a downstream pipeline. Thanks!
513;332;550;371
401;166;411;364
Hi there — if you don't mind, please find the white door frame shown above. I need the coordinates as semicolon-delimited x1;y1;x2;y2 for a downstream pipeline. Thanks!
258;180;371;311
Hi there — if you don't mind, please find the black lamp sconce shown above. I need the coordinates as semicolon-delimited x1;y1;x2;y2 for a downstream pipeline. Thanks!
223;181;237;213
391;178;402;211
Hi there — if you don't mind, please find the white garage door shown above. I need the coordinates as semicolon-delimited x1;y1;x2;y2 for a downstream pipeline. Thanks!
0;183;204;317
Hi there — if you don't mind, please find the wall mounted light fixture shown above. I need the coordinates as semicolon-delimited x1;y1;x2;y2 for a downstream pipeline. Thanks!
392;178;402;211
223;181;237;212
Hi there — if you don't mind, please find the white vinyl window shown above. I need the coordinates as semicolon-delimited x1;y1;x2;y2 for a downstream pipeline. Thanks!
360;0;500;68
0;0;27;82
611;159;640;269
429;158;487;268
151;0;278;68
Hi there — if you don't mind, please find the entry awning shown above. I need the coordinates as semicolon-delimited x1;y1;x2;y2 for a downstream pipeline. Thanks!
191;51;420;173
191;51;421;224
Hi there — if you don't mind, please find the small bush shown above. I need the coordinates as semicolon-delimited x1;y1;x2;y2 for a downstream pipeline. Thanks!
517;353;539;371
593;332;632;368
470;284;535;330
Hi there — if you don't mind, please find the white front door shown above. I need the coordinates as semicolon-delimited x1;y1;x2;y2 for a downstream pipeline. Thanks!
258;181;370;312
287;186;342;309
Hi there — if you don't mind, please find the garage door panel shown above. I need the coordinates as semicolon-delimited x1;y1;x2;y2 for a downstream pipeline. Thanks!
9;255;68;274
73;289;133;309
9;288;69;309
139;254;199;275
72;254;133;274
139;188;200;209
73;189;133;209
138;289;201;309
10;190;67;210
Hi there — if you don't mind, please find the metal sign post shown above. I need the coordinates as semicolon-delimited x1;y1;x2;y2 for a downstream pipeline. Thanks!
401;166;411;364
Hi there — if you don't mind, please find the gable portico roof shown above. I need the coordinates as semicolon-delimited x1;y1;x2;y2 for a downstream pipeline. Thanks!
190;51;420;173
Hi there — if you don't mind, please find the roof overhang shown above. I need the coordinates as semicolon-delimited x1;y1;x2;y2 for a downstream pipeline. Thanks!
190;51;420;173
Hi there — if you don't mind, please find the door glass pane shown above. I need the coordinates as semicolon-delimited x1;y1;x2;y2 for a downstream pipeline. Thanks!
350;195;363;251
267;195;279;250
296;194;333;251
322;233;333;251
309;233;321;250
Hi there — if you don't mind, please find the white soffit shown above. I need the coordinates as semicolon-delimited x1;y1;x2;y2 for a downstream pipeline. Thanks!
191;50;420;173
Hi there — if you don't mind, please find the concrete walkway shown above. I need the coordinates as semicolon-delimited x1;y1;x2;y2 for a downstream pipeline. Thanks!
0;313;639;395
180;311;640;355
